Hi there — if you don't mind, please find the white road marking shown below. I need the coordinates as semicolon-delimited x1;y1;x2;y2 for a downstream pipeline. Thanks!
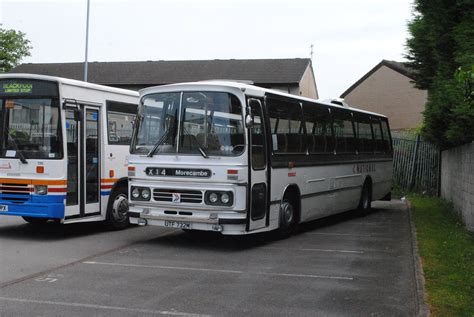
349;222;384;226
258;272;353;280
83;261;353;281
262;246;364;254
305;232;373;237
350;221;406;226
84;261;243;274
35;274;64;283
0;296;210;316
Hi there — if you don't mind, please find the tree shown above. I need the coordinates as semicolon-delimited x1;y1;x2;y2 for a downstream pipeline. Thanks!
405;0;474;148
0;26;32;73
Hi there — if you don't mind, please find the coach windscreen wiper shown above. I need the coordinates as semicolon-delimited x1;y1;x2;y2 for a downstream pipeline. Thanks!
147;130;171;157
182;127;208;159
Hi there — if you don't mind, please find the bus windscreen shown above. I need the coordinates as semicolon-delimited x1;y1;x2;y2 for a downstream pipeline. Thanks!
0;79;62;160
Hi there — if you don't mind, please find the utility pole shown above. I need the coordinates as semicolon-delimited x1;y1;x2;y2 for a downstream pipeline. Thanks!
310;44;314;61
84;0;90;82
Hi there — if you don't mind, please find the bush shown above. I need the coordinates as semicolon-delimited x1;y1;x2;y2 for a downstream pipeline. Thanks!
422;66;474;148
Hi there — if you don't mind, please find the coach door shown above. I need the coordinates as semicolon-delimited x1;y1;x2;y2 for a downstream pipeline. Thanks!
65;105;101;219
247;99;269;231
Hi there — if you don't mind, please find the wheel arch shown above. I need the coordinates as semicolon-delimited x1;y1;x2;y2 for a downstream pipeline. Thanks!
111;177;128;193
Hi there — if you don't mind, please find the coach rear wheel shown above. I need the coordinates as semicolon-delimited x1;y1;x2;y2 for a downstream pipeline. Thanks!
105;186;130;230
358;182;372;215
277;199;297;238
22;216;49;224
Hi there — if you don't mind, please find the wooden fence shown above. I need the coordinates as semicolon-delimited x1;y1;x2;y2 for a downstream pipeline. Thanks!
392;132;440;195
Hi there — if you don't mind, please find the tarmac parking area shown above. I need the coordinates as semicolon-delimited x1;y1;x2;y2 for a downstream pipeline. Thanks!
0;200;418;316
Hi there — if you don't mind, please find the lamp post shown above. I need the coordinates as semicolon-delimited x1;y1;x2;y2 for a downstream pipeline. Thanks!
84;0;90;82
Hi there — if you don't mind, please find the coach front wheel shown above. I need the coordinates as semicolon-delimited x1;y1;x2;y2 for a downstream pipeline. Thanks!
277;199;297;238
105;186;129;230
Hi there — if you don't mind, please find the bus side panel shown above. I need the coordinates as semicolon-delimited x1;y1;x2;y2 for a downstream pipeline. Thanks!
100;142;131;214
269;159;393;224
370;160;393;201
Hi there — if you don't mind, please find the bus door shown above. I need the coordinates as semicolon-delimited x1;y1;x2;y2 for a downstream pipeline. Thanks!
247;99;269;231
65;105;101;218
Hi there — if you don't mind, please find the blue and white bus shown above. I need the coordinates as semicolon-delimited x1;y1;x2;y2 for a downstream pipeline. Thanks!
0;74;138;228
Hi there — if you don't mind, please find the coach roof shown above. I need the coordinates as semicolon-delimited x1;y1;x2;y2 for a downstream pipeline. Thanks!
140;81;387;118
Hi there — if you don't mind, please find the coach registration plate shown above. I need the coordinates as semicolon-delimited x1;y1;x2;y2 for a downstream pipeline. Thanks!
164;220;191;229
0;205;8;212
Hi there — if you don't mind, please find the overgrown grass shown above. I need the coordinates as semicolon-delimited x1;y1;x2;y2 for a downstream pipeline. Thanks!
409;195;474;316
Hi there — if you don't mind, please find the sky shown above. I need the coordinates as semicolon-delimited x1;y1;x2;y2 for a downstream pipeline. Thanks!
0;0;414;99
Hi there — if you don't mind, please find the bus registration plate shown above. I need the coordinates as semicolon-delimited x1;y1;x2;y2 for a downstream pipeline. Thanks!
164;220;190;229
0;205;8;212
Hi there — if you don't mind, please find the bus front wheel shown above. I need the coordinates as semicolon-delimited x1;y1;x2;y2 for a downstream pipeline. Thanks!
105;186;130;230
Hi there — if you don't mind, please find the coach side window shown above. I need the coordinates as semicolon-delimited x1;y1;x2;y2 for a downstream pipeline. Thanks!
371;118;384;153
303;102;334;154
106;101;137;145
267;98;304;154
332;109;356;154
381;118;392;153
354;115;374;153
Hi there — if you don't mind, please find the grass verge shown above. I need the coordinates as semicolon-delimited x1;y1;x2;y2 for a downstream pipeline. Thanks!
409;195;474;316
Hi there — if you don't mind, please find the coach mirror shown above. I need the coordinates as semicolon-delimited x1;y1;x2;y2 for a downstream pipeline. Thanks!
246;100;259;128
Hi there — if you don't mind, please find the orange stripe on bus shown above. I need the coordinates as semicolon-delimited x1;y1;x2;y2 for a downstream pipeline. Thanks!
101;178;118;184
32;180;67;185
0;178;31;185
0;179;67;185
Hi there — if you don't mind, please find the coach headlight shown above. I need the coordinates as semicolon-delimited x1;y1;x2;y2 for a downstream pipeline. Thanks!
205;191;233;206
209;192;219;203
220;192;230;204
131;187;141;199
131;187;151;201
34;185;48;195
141;188;151;200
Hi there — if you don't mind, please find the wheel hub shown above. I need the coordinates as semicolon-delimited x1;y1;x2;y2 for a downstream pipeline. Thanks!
112;194;128;222
283;203;294;224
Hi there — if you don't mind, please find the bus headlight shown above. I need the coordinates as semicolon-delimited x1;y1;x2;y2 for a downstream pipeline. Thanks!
141;188;151;200
34;185;48;195
205;191;233;206
131;187;151;201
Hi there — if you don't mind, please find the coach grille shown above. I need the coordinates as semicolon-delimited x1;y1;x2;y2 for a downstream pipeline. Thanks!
153;188;203;204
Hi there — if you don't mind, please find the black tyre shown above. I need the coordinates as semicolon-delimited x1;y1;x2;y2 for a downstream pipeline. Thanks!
276;199;297;238
105;186;129;230
357;181;372;215
22;216;49;224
